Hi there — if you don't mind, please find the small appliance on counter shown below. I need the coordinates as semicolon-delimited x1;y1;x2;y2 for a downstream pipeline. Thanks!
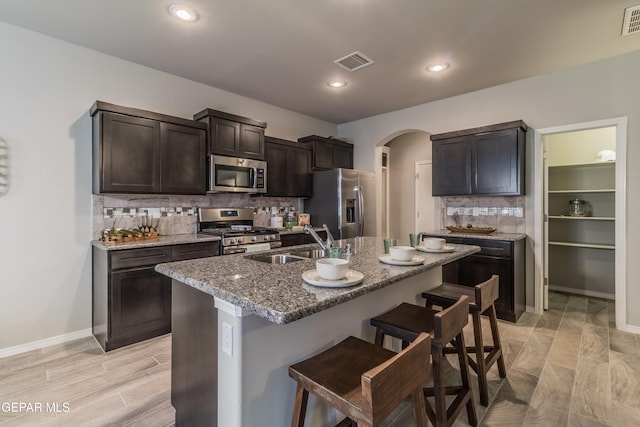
198;207;281;255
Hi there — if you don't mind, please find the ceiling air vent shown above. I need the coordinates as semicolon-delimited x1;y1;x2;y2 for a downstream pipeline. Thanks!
334;51;374;72
622;5;640;36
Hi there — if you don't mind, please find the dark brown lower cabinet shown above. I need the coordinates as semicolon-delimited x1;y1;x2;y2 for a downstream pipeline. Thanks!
93;241;219;351
427;235;525;322
280;230;327;247
110;267;171;349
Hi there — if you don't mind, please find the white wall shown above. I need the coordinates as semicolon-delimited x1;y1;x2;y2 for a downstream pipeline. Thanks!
0;22;336;351
339;50;640;330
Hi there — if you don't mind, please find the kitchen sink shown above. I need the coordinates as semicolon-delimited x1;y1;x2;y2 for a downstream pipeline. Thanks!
289;249;326;259
248;254;306;264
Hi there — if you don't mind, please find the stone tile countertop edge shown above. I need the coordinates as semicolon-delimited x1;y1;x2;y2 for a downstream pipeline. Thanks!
91;233;221;251
421;229;527;241
155;236;480;325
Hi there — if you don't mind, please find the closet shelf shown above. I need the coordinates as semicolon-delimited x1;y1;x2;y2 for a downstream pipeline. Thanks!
549;161;615;169
548;241;615;250
548;189;615;194
548;215;614;221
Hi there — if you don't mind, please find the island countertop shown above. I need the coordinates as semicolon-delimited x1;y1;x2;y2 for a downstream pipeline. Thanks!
421;229;527;241
155;236;479;325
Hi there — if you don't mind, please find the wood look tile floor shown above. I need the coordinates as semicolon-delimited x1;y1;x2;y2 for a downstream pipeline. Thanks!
387;291;640;427
1;291;639;426
0;335;174;426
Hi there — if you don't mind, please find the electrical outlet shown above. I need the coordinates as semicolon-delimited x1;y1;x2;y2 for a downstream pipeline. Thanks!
222;323;233;356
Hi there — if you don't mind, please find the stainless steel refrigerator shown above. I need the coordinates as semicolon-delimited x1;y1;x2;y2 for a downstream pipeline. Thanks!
305;168;377;239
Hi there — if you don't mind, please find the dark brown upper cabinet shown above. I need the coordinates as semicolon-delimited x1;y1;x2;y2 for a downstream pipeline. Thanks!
264;137;312;197
431;120;527;196
298;135;353;171
193;108;267;160
91;101;207;195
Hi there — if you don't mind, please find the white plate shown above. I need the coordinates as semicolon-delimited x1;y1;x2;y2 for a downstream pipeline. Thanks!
302;269;364;288
415;245;455;253
378;254;425;266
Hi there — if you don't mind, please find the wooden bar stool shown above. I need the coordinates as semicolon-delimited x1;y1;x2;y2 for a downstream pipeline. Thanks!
422;275;506;406
288;332;431;427
370;296;477;427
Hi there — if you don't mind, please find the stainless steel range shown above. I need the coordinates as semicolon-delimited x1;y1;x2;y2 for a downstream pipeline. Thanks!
197;208;281;255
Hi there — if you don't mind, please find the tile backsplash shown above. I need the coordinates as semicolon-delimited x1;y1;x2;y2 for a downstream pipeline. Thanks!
437;196;526;234
92;194;303;239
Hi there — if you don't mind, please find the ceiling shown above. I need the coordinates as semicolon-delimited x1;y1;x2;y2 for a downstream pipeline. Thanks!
1;0;640;124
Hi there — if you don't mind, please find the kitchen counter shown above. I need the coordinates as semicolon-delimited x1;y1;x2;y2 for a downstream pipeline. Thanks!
421;229;527;241
90;233;220;251
270;226;323;235
155;237;479;324
156;237;479;426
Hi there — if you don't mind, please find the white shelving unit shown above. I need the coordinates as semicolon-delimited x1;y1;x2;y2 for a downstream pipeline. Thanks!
547;161;615;298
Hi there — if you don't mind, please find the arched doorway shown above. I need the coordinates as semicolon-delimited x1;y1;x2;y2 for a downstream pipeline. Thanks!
375;130;434;241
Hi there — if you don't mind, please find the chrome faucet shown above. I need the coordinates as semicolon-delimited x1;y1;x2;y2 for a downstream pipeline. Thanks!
304;225;326;250
322;224;335;248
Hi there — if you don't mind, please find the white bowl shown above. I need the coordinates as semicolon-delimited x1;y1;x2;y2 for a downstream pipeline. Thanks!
423;238;446;250
316;258;350;280
389;246;416;261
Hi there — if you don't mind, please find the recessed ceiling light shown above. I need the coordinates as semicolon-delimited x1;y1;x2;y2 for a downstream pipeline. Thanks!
168;4;199;22
327;80;347;88
427;63;450;72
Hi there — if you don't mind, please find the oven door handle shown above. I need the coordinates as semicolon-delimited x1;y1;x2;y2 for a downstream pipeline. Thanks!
225;247;248;255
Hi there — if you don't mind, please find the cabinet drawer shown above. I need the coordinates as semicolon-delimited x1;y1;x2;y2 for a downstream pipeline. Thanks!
424;235;512;258
111;247;172;270
172;242;219;261
470;240;512;258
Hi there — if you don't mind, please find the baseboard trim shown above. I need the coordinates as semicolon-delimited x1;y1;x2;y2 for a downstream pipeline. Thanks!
548;285;615;301
620;324;640;334
0;328;94;359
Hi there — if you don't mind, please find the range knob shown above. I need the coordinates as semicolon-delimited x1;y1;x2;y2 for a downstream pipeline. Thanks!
263;235;271;241
230;238;237;244
251;236;258;242
237;237;244;244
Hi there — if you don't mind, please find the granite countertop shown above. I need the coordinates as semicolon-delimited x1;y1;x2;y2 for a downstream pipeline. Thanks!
155;236;480;325
273;227;324;235
91;233;221;251
421;229;526;241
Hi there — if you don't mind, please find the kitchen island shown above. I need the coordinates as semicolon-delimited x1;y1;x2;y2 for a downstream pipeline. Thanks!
155;237;479;426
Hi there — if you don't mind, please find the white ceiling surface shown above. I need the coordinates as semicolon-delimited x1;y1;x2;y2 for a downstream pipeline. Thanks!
1;0;640;124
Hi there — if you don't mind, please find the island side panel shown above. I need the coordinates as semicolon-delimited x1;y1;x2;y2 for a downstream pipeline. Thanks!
217;267;442;427
172;279;218;427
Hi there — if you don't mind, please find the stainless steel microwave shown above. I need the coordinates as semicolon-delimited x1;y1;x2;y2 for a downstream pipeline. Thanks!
208;155;267;194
